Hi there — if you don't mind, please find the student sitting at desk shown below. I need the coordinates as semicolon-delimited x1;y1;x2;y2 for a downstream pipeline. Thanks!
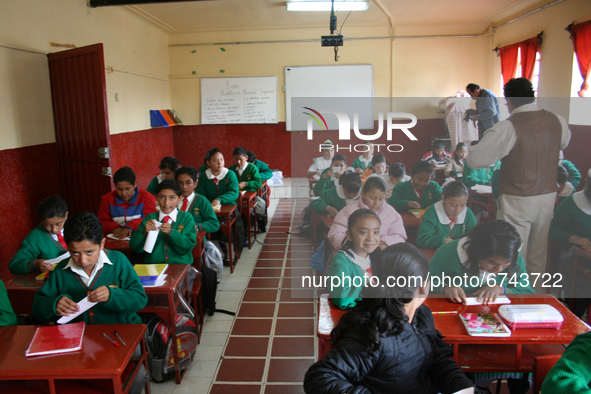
461;141;501;188
9;195;69;274
560;150;581;190
196;148;240;209
246;150;273;181
98;166;157;240
130;180;197;265
388;160;443;212
313;154;348;197
351;141;374;173
0;279;18;326
549;180;591;317
378;162;410;197
146;156;180;196
33;211;148;324
311;172;361;217
556;164;575;206
422;139;452;167
360;154;387;185
175;166;220;234
445;142;468;177
328;176;407;250
307;140;334;180
329;209;382;309
542;331;591;394
229;146;262;192
417;181;476;249
304;243;475;394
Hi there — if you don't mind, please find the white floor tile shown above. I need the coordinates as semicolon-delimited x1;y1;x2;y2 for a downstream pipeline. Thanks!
202;319;234;332
193;345;224;361
170;377;212;394
149;379;177;394
199;332;230;347
182;359;221;378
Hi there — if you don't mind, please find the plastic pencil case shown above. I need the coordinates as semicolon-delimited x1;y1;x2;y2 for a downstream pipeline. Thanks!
498;304;564;329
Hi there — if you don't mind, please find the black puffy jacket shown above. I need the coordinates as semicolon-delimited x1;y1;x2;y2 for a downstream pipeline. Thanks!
304;305;473;394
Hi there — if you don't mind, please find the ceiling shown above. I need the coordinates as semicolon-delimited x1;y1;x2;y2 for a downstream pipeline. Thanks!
123;0;552;34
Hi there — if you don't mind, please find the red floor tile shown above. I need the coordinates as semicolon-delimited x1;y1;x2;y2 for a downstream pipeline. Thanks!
237;302;276;318
287;251;313;259
243;289;279;302
271;337;315;357
215;358;266;382
211;384;262;394
266;358;315;382
224;336;269;357
280;288;316;302
258;251;286;259
277;303;315;317
232;319;273;336
274;319;315;336
268;226;291;232
281;277;314;289
261;244;288;252
251;268;283;278
255;259;284;268
283;268;316;278
248;277;281;288
264;384;305;394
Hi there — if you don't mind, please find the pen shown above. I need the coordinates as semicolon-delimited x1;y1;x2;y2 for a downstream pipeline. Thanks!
432;311;458;315
114;331;127;346
103;333;120;347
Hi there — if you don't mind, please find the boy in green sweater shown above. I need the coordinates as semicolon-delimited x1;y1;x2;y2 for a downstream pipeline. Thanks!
313;154;348;197
247;150;273;181
0;280;18;326
196;148;240;208
542;331;591;393
146;156;180;196
229;146;262;192
388;160;443;212
175;166;220;234
130;180;197;265
311;172;361;217
351;141;374;173
9;195;69;274
462;161;501;188
33;211;148;325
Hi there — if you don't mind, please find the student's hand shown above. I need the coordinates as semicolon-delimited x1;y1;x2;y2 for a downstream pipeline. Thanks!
470;115;478;121
407;201;421;209
88;286;110;303
145;219;158;233
34;259;52;272
570;235;591;251
239;181;247;189
212;199;221;209
355;168;363;173
334;171;342;179
326;207;338;217
113;227;131;239
323;170;333;179
385;189;393;198
379;242;388;250
316;170;322;177
444;237;453;244
56;296;79;316
160;222;172;235
443;286;467;304
474;285;502;305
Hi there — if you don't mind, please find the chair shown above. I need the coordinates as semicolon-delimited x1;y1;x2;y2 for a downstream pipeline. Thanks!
532;354;561;393
469;189;496;223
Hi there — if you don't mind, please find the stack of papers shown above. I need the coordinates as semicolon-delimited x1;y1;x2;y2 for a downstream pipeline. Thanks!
107;233;130;241
134;264;168;286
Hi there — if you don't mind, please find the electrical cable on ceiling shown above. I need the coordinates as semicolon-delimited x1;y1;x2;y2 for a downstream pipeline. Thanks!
340;10;352;34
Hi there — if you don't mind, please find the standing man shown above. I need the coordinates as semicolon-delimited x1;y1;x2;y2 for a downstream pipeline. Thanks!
467;78;571;291
465;83;501;138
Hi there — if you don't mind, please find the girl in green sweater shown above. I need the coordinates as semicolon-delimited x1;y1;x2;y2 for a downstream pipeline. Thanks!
196;148;240;209
329;209;382;309
311;171;361;217
417;181;476;249
387;160;443;212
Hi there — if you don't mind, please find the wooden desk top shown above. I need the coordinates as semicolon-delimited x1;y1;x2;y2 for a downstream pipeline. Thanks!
5;272;43;291
399;211;421;229
142;264;189;296
215;205;237;216
0;324;145;379
319;215;334;228
104;238;132;252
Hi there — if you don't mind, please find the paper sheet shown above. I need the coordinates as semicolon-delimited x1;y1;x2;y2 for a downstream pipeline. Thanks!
465;296;511;306
143;220;163;253
107;233;130;241
471;185;492;194
57;296;98;324
143;274;167;288
44;252;70;266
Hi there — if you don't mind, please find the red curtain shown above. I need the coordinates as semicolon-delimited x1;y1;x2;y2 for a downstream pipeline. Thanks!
519;37;540;81
499;44;519;85
571;20;591;97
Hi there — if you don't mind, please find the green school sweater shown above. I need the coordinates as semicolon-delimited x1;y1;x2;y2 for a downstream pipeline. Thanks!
351;156;372;171
310;187;346;215
9;224;68;274
146;175;159;195
461;162;501;188
186;192;220;234
541;331;591;394
416;202;476;249
387;180;442;212
329;251;365;309
253;159;273;181
196;169;240;205
429;239;534;295
130;210;196;265
0;280;18;326
313;168;338;197
549;192;591;245
229;163;262;192
32;250;147;324
562;159;581;189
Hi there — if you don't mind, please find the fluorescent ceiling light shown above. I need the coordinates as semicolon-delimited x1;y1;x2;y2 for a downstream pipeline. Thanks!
286;1;369;11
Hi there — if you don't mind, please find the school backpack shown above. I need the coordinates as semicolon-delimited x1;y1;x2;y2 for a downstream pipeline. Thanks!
145;313;198;382
204;240;224;283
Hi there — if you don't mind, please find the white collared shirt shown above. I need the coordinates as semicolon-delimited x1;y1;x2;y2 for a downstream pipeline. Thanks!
573;190;591;215
237;162;249;176
347;249;372;275
433;200;468;229
359;155;372;168
159;207;179;223
206;167;229;181
308;156;332;173
64;250;112;286
177;192;196;211
51;229;65;243
335;185;360;205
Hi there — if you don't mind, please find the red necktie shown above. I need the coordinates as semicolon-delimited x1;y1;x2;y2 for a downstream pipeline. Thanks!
212;177;219;185
181;198;189;211
57;232;67;250
162;216;171;224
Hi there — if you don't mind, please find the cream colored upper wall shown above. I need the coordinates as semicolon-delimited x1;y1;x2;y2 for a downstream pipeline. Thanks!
0;0;171;151
169;25;490;124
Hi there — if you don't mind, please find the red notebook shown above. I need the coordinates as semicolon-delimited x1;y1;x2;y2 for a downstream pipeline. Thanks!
25;322;85;357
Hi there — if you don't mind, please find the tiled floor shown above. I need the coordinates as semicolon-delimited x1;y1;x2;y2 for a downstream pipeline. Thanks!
149;198;317;394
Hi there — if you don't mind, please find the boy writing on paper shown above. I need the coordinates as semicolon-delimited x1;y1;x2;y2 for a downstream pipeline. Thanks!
229;146;262;192
9;195;69;274
98;166;157;240
129;179;197;265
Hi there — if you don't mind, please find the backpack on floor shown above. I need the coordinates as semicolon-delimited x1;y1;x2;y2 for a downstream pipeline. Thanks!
145;313;198;383
201;263;218;316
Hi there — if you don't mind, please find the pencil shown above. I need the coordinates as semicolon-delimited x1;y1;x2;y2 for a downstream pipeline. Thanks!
432;311;458;315
114;330;127;346
103;333;120;347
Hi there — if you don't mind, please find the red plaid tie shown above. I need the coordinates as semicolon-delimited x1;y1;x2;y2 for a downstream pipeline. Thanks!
181;198;189;211
57;232;67;250
162;216;171;224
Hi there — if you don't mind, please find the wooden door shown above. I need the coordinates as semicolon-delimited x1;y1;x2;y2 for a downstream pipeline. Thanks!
48;43;113;214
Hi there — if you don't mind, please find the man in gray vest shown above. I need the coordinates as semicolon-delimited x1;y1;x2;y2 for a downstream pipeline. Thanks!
465;83;501;139
467;78;571;292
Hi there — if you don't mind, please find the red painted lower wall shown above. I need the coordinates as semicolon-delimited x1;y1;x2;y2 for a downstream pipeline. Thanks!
0;144;61;280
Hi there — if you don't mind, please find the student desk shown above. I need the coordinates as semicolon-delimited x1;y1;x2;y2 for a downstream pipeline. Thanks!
215;205;240;273
191;231;207;271
238;191;258;249
5;272;42;314
0;324;149;394
104;238;132;253
317;294;589;371
139;263;191;384
400;211;421;244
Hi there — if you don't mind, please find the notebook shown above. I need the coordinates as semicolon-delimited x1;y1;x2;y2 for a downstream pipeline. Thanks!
134;264;168;286
35;264;58;281
464;296;511;306
25;322;85;357
408;209;425;219
459;312;511;337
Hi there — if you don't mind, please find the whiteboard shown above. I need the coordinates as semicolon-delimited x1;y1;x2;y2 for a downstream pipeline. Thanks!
200;76;278;124
285;65;374;131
